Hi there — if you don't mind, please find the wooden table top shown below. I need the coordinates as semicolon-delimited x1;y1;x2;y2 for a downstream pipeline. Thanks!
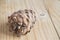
0;0;60;40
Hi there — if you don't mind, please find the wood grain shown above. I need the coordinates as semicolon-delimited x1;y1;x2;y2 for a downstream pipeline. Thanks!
0;0;59;40
44;0;60;39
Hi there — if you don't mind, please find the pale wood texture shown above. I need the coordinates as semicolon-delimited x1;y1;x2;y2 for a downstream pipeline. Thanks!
44;0;60;39
0;0;60;40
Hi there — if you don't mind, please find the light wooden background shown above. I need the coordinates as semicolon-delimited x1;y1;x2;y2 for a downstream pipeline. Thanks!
0;0;60;40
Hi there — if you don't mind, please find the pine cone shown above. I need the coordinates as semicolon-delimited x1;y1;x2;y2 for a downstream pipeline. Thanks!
8;9;36;37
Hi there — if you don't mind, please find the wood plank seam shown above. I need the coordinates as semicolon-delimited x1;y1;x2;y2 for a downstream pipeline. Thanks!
43;0;60;39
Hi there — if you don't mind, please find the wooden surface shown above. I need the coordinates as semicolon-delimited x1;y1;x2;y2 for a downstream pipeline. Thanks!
0;0;60;40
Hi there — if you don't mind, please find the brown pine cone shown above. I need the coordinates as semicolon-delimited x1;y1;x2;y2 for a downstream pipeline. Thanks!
8;9;36;37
